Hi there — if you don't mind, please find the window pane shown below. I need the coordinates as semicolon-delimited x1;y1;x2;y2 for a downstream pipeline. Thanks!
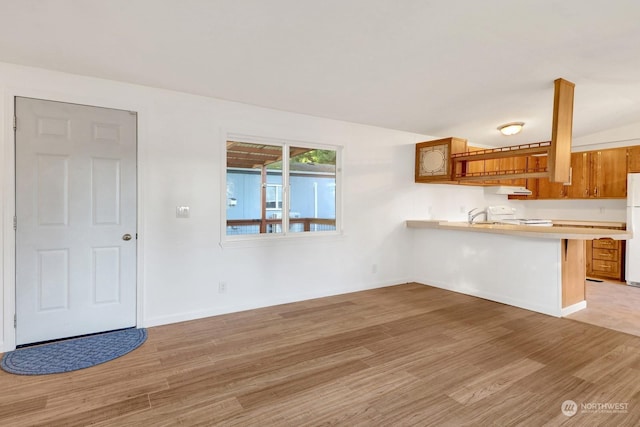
288;147;337;233
226;141;283;235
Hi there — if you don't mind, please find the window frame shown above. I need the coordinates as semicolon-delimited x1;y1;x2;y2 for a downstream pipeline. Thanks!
221;132;342;244
265;184;283;211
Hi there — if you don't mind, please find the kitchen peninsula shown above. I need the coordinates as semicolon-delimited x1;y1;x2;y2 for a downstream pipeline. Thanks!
407;220;631;317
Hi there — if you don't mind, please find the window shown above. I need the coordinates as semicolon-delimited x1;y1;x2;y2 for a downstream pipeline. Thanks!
225;138;340;238
265;184;283;210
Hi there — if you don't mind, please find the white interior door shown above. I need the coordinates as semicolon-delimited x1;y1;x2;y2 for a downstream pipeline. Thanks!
15;97;137;345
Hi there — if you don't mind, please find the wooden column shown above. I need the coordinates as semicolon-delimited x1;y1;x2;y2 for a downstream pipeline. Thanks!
549;78;575;183
562;239;586;308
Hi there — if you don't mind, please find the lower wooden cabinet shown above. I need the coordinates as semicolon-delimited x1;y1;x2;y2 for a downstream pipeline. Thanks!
586;238;626;281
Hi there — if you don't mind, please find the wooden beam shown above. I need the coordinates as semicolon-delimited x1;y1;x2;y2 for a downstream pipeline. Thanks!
452;145;550;162
549;78;575;183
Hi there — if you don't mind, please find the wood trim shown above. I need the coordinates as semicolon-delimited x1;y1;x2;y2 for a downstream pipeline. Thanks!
457;171;548;182
562;239;586;308
452;145;550;162
549;78;575;183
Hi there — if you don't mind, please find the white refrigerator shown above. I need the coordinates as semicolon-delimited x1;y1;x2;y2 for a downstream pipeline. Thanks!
627;173;640;285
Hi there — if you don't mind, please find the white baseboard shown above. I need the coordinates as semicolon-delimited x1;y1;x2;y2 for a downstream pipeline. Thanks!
561;300;587;317
143;278;408;328
414;278;562;317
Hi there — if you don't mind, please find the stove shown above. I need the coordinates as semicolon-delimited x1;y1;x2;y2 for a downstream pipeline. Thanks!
486;206;553;227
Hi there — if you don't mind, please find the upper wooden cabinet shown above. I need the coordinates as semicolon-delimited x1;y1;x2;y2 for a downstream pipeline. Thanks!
497;156;527;187
565;152;589;198
628;145;640;173
535;147;627;199
415;137;467;183
593;148;627;198
536;156;566;199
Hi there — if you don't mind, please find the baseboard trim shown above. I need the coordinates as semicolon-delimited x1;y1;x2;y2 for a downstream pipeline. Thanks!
413;279;562;317
561;300;587;317
143;278;409;328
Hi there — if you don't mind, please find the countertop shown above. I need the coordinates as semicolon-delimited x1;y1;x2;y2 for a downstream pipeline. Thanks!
406;220;631;240
550;219;626;228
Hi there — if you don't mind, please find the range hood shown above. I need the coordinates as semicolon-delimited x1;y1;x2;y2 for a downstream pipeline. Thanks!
485;185;533;196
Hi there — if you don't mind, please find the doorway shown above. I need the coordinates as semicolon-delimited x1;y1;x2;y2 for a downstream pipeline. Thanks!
15;97;137;345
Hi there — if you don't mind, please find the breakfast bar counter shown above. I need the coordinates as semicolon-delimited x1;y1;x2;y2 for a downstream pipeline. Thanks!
407;219;631;318
406;220;631;240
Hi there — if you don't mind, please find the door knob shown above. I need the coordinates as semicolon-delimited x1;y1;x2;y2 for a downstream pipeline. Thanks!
122;234;132;241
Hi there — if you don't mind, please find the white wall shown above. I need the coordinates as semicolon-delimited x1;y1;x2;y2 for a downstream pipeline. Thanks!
3;63;631;352
411;228;562;317
572;122;640;152
0;62;496;351
511;199;627;222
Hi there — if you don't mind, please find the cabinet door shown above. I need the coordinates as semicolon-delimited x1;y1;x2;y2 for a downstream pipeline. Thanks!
566;152;590;198
483;158;501;185
594;148;627;198
463;146;486;182
496;156;527;187
628;146;640;173
536;156;566;199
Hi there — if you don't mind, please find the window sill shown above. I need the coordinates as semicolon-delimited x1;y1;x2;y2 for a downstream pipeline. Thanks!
219;229;344;249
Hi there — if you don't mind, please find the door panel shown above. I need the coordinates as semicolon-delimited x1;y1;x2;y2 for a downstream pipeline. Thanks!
38;249;69;310
16;97;137;345
37;154;70;225
92;158;121;225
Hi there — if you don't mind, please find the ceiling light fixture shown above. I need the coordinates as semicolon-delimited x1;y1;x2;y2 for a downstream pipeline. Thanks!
498;122;525;136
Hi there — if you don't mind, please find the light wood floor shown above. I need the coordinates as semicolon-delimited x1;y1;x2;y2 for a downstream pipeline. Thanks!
568;280;640;337
3;283;640;426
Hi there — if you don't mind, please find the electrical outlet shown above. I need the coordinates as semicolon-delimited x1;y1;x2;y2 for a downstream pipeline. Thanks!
176;206;190;218
460;205;466;214
372;264;378;274
218;282;227;294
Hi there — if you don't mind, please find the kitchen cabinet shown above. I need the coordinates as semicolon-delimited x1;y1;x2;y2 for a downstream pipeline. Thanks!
508;156;542;200
629;146;640;173
463;146;487;182
497;156;527;187
587;238;626;281
415;137;467;183
565;152;589;198
483;157;501;185
593;148;627;198
534;156;567;199
535;147;627;199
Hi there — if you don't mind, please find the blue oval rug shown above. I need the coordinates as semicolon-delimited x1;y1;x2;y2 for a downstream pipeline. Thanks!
1;328;147;375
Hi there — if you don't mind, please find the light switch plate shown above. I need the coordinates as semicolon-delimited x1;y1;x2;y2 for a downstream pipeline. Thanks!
176;206;190;218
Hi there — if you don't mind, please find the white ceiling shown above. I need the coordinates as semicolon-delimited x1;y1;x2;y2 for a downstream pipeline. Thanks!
1;0;639;146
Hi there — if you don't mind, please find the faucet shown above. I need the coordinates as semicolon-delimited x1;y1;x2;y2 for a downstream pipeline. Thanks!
468;208;487;224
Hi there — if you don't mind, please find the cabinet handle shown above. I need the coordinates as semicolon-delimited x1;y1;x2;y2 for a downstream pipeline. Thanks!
594;187;598;196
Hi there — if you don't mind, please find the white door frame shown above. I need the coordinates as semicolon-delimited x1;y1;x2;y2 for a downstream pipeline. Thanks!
2;87;147;352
